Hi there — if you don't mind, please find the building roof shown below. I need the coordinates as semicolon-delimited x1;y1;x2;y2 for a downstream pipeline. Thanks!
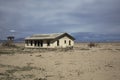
25;33;75;40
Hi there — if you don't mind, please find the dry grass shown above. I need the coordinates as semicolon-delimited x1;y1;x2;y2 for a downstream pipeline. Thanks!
0;42;120;80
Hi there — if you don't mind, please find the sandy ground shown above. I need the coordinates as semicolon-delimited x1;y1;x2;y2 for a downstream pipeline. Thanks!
0;43;120;80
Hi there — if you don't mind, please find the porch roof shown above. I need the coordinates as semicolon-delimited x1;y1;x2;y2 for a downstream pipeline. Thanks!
25;33;75;40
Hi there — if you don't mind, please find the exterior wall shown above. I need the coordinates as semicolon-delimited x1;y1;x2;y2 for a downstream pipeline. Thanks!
52;36;74;48
25;36;74;48
25;40;33;48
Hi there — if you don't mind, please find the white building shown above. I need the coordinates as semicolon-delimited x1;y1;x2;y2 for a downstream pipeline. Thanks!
25;33;75;48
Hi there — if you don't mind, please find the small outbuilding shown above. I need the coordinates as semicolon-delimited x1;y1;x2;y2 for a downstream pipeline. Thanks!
25;33;75;48
7;36;14;41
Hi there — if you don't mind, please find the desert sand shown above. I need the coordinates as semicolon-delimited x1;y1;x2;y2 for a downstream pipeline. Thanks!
0;42;120;80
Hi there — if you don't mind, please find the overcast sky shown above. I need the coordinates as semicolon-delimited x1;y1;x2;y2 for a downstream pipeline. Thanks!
0;0;120;38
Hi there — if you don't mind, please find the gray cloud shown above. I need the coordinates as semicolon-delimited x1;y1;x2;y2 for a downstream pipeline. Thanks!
0;0;120;39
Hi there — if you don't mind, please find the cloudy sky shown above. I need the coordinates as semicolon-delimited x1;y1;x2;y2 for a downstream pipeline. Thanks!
0;0;120;38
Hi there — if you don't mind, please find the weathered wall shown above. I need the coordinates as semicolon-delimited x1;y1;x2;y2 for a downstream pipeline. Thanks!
52;36;74;48
25;36;74;48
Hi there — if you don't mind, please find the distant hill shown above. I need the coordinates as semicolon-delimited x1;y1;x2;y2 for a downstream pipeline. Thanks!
71;32;120;42
14;38;25;42
1;32;120;43
0;40;6;43
0;38;24;43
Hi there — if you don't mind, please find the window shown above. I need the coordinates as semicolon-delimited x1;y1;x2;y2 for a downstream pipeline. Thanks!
26;40;29;46
64;40;66;44
34;41;37;46
35;40;41;47
57;40;59;46
69;40;71;45
40;40;43;47
30;41;33;46
47;41;50;46
38;41;40;46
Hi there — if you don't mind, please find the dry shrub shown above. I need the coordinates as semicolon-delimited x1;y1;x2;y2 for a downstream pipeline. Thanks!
2;42;16;48
0;64;46;80
34;77;47;80
116;49;120;51
80;48;90;50
88;42;97;48
0;51;15;55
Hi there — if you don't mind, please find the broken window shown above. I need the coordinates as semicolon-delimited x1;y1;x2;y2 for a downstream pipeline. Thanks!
57;40;59;46
40;40;43;47
34;41;37;46
25;40;29;46
47;41;50;46
69;40;71;45
64;40;66;44
30;40;33;46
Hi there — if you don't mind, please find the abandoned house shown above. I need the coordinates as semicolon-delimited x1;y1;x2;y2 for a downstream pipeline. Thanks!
25;33;75;48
